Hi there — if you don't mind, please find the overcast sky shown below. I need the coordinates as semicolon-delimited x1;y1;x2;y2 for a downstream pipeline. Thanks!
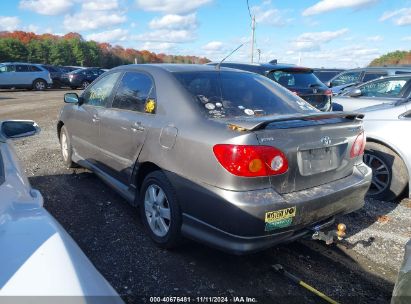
1;0;411;68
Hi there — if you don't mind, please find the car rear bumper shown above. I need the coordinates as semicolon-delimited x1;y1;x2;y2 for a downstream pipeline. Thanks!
169;163;372;254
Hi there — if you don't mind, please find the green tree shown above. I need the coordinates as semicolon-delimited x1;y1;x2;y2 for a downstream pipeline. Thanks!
0;38;28;62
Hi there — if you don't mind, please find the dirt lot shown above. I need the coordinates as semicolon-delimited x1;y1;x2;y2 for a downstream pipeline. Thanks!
1;89;410;303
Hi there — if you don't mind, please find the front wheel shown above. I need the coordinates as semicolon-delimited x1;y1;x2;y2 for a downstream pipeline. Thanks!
60;126;77;168
364;142;408;201
139;171;182;248
33;79;47;91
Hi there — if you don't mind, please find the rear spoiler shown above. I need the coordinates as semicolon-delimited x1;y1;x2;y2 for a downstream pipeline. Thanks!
226;112;364;131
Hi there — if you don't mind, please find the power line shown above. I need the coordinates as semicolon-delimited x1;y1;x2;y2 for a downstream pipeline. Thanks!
246;0;252;20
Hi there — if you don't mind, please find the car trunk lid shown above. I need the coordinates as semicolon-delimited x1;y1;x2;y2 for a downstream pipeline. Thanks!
225;112;364;193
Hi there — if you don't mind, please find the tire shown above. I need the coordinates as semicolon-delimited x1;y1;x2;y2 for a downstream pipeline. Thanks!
60;126;77;168
139;171;182;248
81;81;90;90
364;142;408;201
32;79;47;91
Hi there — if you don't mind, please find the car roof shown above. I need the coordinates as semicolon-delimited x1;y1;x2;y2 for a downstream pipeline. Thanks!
342;66;411;72
0;62;42;66
111;64;246;73
208;61;303;70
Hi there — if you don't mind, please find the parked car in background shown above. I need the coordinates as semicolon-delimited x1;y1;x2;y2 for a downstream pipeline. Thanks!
313;68;345;83
392;239;411;304
61;67;105;89
207;61;333;111
328;66;411;95
0;120;122;301
58;64;371;254
41;64;65;88
356;101;411;201
332;75;411;111
0;62;52;90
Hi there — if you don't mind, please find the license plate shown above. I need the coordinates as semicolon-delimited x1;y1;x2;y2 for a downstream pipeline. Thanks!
299;146;339;176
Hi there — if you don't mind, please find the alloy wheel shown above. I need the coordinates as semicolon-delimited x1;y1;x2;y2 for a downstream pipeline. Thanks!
364;152;390;196
144;184;171;237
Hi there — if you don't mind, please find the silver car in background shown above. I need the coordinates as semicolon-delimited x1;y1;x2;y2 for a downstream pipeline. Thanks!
0;120;122;301
359;102;411;201
0;62;53;90
333;75;411;111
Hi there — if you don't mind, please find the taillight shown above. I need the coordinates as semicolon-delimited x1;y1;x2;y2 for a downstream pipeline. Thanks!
350;132;365;158
213;144;288;177
324;89;333;96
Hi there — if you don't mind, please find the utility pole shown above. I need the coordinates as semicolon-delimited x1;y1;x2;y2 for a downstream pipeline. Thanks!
250;15;255;63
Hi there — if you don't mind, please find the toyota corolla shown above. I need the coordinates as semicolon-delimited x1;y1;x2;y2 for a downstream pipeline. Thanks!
57;64;371;254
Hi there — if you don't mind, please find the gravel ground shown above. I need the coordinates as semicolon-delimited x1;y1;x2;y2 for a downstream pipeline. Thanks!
1;89;410;304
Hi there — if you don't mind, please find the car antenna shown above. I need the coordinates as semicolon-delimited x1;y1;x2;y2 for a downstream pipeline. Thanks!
215;43;244;70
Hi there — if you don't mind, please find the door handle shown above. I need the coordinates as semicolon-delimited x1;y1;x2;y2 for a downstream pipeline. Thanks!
131;121;145;132
92;114;100;123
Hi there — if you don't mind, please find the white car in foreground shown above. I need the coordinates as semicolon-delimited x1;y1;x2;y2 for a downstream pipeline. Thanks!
0;120;123;302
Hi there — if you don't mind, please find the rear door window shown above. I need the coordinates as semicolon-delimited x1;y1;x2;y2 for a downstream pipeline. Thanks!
332;71;362;86
82;72;121;107
16;65;29;72
362;72;387;83
173;71;317;118
111;72;156;113
359;78;409;97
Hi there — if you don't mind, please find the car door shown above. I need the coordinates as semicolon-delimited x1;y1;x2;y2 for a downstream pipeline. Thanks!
97;71;156;184
0;65;16;86
15;65;31;85
67;72;122;165
354;78;411;109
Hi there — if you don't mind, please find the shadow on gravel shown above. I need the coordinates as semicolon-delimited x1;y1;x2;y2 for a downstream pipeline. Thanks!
29;172;393;304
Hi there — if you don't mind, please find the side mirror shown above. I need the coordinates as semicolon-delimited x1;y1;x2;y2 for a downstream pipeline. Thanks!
64;93;80;104
0;120;40;139
347;88;362;97
326;81;332;87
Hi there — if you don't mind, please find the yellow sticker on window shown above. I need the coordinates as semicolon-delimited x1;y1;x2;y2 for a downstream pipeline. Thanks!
265;207;296;223
145;99;156;113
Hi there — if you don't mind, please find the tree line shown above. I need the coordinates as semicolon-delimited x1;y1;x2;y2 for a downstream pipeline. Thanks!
369;50;411;66
0;31;210;68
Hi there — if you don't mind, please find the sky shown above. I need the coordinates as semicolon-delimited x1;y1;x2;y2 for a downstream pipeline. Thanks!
0;0;411;68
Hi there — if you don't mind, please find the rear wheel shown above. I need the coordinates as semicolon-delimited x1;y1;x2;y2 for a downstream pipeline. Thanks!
364;142;408;201
60;126;77;168
139;171;182;248
32;79;47;91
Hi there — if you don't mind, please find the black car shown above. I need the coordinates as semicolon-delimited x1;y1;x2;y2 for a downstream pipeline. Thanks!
313;68;345;83
208;61;333;111
41;65;66;88
61;67;105;89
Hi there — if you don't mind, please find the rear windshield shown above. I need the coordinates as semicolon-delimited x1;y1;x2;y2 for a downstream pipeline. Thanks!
173;71;317;119
266;70;323;88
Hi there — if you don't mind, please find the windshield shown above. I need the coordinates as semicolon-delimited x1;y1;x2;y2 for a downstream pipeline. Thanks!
266;69;323;88
173;71;317;119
